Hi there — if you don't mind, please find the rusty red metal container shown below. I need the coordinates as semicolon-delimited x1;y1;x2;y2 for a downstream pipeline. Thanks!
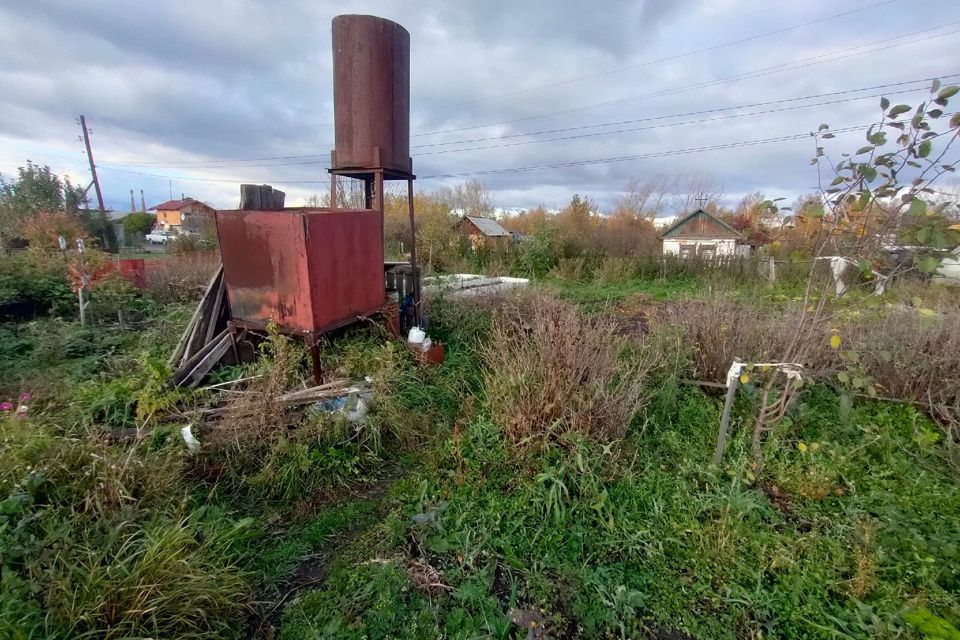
332;14;411;174
215;208;385;334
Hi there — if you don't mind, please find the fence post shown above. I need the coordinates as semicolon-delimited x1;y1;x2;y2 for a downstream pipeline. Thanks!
714;358;742;465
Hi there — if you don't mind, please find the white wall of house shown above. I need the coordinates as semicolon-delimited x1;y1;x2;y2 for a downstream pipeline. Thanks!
936;246;960;284
662;238;737;257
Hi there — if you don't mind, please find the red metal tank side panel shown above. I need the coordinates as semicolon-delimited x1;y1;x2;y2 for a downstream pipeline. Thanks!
216;211;313;332
304;209;385;330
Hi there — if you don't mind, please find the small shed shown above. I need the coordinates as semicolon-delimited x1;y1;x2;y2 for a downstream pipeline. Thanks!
658;209;742;258
453;215;512;249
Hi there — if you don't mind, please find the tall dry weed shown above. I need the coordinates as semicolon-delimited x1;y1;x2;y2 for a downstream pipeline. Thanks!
482;294;659;451
144;251;220;303
656;295;819;383
847;308;960;447
658;294;960;454
213;324;306;446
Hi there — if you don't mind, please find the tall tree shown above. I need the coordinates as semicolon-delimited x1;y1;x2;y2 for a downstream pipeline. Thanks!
439;179;494;218
618;175;672;219
675;172;725;213
0;161;86;241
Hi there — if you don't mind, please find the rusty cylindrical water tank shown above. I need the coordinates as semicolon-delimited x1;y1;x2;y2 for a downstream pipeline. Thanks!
332;15;411;175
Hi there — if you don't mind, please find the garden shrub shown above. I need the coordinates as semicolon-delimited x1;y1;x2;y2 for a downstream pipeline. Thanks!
594;256;636;284
551;256;596;282
514;230;557;279
845;307;960;455
654;294;813;383
0;250;74;313
482;293;660;452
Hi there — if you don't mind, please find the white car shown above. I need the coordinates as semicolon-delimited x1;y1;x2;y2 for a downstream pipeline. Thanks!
146;230;175;244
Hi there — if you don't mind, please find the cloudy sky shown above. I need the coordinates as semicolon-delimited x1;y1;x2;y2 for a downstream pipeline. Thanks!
1;0;958;214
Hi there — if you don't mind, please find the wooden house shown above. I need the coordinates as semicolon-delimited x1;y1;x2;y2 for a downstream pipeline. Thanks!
453;215;512;249
150;198;216;233
658;209;742;258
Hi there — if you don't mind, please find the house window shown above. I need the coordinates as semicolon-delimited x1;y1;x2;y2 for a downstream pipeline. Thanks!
679;244;696;259
698;244;716;259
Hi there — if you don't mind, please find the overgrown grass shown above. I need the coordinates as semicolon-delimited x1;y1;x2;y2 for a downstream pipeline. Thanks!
282;383;960;639
3;265;959;639
549;274;702;309
0;414;253;638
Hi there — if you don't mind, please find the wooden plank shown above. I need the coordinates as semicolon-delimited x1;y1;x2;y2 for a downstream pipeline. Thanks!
203;278;226;345
177;333;232;388
240;184;262;210
169;265;222;366
173;329;230;387
279;380;351;401
240;184;284;211
184;267;223;361
271;189;285;210
259;185;274;209
168;306;199;367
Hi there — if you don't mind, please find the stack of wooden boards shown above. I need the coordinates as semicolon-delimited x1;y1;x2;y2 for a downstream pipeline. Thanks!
169;265;232;387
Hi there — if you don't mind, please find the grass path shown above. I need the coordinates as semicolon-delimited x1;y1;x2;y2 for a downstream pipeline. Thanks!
247;467;405;639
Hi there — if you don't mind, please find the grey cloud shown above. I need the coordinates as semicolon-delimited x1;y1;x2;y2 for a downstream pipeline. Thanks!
1;0;959;214
425;0;691;57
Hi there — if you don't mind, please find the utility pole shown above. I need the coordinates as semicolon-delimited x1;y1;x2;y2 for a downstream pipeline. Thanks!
79;115;105;212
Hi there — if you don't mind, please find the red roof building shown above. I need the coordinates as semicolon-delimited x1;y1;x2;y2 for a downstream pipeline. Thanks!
150;198;215;231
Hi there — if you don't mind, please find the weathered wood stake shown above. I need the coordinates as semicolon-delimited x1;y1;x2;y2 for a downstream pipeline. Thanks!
714;359;742;465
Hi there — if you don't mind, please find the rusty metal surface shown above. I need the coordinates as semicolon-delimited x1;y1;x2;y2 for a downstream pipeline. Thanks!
304;208;385;329
215;208;385;334
332;14;410;174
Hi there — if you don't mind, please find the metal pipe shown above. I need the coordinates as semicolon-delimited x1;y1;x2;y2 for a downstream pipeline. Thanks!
329;151;338;208
407;178;421;326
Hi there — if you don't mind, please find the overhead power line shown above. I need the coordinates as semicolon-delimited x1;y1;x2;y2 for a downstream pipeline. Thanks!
414;21;960;137
100;73;956;172
109;21;958;170
419;120;949;180
98;166;241;184
415;81;960;156
409;0;898;113
99;114;939;187
417;90;932;157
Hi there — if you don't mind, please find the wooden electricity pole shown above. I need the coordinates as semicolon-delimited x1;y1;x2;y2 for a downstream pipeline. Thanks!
79;115;105;212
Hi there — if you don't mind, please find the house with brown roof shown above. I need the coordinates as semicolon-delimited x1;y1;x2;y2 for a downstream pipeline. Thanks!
657;209;742;258
453;215;513;249
150;198;216;233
